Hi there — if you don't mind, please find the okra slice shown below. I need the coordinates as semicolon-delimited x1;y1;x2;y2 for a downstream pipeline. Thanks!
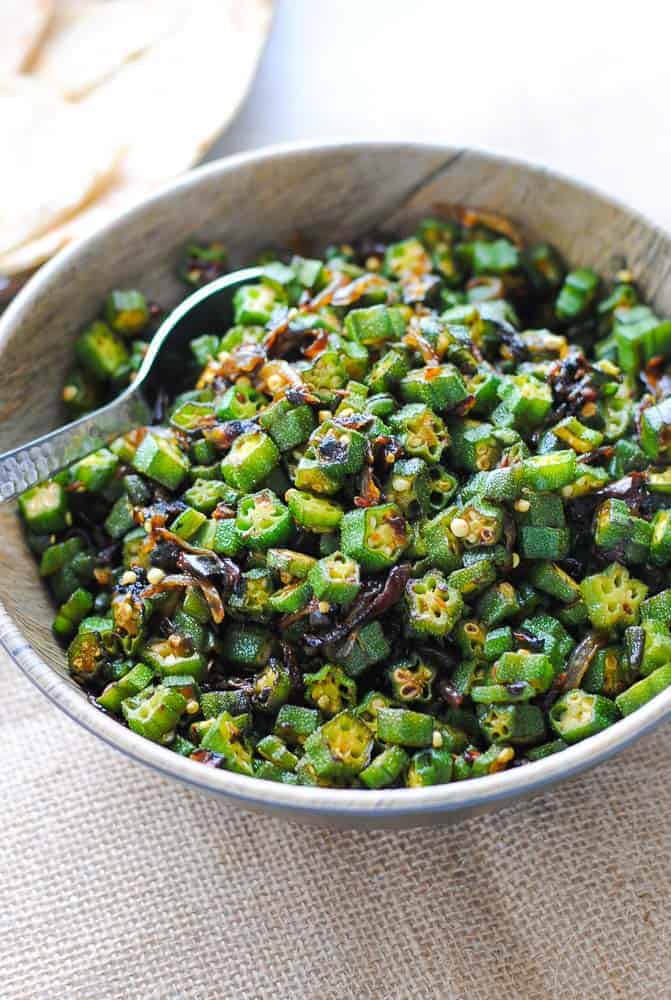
200;711;254;775
122;685;187;743
478;703;546;746
234;489;292;550
376;707;433;748
360;746;409;789
256;734;298;772
308;551;361;604
132;432;190;491
303;711;374;779
522;450;577;491
405;570;463;638
140;637;206;681
328;621;390;678
304;664;356;716
387;654;436;704
19;481;69;534
286;489;344;534
105;289;149;335
549;690;618;742
580;562;648;631
75;320;129;381
274;704;320;746
341;503;408;572
220;431;279;493
406;748;453;787
615;665;671;717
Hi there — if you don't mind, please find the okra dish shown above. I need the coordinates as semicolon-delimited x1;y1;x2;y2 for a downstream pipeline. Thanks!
18;215;671;789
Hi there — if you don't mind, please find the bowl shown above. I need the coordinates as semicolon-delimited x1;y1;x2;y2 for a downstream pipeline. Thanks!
2;140;670;829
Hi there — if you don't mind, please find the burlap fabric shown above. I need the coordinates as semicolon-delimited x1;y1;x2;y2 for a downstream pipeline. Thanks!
2;647;670;1000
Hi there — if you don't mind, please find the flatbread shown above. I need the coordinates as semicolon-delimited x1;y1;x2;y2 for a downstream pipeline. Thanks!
0;0;273;275
30;0;183;101
0;76;125;257
0;0;54;75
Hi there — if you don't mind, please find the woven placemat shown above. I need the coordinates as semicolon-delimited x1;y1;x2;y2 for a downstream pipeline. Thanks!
1;646;669;1000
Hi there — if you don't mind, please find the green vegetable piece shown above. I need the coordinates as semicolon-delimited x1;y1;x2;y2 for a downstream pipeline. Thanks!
555;268;599;321
234;489;292;550
39;537;83;577
268;580;312;614
406;747;453;787
360;746;409;789
376;707;433;748
216;384;265;421
640;398;671;461
75;320;129;380
105;289;149;336
387;655;436;703
256;734;298;771
650;510;671;566
498;375;552;428
329;621;391;678
19;481;68;533
132;433;189;491
303;711;374;778
286;489;344;533
200;711;254;775
615;665;671;716
304;664;356;716
252;662;292;713
97;662;154;714
389;403;449;463
476;582;520;627
341;503;407;571
122;685;186;743
549;690;618;742
493;651;554;693
400;363;468;413
233;282;283;325
273;704;320;746
344;304;406;346
220;431;279;493
405;570;463;638
70;448;118;492
140;637;205;681
522;451;577;491
258;398;315;451
478;703;546;746
308;551;360;604
580;562;648;631
221;624;275;667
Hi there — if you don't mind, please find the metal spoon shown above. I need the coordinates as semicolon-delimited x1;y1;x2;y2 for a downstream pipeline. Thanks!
0;267;263;502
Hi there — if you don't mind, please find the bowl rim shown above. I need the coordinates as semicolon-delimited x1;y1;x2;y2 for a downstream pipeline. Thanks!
2;137;670;820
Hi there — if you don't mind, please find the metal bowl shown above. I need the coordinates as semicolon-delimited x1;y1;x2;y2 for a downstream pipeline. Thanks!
2;141;670;828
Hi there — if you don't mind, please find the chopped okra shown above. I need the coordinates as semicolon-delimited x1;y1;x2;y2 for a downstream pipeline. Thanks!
20;218;671;788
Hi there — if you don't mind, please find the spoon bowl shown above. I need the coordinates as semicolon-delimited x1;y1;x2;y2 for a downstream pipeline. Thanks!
2;141;671;828
0;268;263;502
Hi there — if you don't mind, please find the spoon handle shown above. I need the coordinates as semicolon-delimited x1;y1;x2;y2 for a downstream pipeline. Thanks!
0;390;151;503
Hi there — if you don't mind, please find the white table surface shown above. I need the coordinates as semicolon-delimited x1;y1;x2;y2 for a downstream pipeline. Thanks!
211;0;671;230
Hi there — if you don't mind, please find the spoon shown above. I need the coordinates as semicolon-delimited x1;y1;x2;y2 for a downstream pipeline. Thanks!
0;267;263;503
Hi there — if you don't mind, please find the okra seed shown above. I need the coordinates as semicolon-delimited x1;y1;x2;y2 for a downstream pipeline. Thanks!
514;499;531;513
432;730;443;748
186;699;200;715
62;385;77;402
512;553;521;568
119;570;137;586
146;567;166;585
450;517;469;538
318;600;331;614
